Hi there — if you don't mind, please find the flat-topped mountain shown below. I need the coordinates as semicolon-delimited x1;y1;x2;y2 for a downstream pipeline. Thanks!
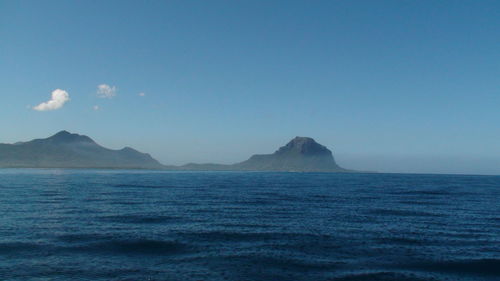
0;131;163;169
180;137;348;172
234;136;345;172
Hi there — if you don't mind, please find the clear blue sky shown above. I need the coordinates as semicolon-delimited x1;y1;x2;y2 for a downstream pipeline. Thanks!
1;0;499;174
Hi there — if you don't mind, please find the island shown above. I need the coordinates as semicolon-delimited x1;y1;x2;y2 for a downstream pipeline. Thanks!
0;131;350;172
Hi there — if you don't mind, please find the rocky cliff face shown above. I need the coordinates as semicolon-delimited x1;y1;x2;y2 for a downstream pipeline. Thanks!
233;137;346;172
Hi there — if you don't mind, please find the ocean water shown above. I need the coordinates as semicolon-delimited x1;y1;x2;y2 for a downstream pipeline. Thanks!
0;170;499;281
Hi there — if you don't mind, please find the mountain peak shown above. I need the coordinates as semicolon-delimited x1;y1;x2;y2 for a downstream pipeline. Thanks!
276;136;332;156
234;136;344;172
289;136;318;147
48;130;95;144
53;130;72;137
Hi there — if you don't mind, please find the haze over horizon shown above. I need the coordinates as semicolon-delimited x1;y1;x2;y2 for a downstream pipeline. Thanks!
1;1;499;175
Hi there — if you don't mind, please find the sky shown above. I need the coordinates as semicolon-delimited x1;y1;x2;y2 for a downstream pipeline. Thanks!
1;0;499;175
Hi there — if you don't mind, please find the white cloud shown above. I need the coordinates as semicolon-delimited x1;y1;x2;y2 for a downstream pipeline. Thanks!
93;105;100;111
33;89;70;111
138;92;145;97
97;84;117;98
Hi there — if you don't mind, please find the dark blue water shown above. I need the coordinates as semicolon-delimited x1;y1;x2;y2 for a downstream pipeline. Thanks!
0;170;499;281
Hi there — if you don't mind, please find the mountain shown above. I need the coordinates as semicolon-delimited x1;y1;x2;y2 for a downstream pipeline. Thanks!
0;131;163;169
178;137;348;172
233;137;346;172
0;132;349;172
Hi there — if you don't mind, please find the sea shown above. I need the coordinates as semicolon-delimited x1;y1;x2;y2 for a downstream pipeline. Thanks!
0;169;498;281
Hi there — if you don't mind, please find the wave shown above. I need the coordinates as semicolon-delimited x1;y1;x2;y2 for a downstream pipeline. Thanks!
215;223;275;229
178;231;279;242
98;214;182;224
413;258;500;276
393;190;475;197
1;238;187;256
112;183;171;188
330;272;437;281
56;233;115;243
198;254;341;274
0;242;45;255
394;190;451;195
177;231;328;243
72;239;187;255
368;208;443;217
375;237;426;246
398;200;447;206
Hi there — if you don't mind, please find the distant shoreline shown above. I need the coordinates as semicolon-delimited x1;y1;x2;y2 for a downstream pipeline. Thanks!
1;132;350;173
1;167;499;177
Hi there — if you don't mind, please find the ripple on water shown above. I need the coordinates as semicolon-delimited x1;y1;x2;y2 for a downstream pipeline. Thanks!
0;171;498;281
98;214;183;224
367;208;443;217
330;272;439;281
411;258;500;276
70;239;188;255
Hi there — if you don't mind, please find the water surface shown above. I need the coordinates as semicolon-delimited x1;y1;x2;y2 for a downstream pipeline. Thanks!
0;169;499;280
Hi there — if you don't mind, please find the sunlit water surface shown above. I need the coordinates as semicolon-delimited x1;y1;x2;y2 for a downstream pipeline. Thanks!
0;169;499;281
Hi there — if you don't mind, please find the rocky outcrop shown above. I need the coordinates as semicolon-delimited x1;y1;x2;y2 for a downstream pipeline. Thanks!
233;137;346;172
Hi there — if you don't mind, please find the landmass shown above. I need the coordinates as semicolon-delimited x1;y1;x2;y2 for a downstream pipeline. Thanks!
0;131;162;169
0;131;350;172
